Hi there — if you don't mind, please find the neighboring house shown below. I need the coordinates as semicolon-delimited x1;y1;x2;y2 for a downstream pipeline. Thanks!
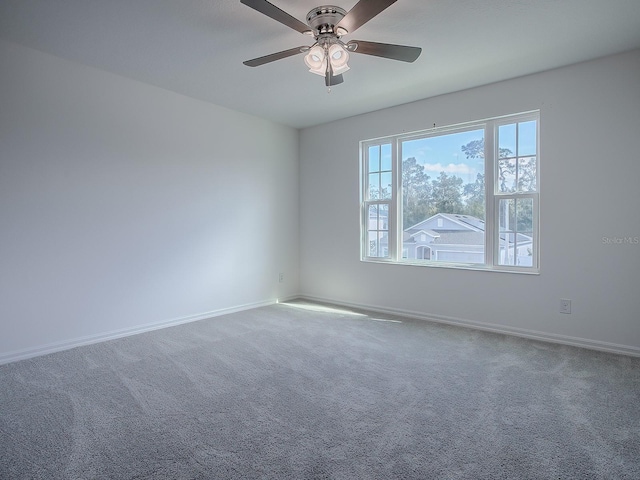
372;211;533;265
404;213;486;263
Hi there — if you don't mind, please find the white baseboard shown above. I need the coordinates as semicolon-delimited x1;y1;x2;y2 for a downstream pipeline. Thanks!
4;294;637;365
296;294;640;358
0;299;279;365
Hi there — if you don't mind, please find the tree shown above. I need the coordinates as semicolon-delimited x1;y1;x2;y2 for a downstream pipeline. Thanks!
402;157;432;228
461;139;484;160
461;139;513;162
499;198;534;234
431;171;464;214
463;172;485;219
462;138;536;193
516;157;537;192
461;140;490;212
462;139;522;260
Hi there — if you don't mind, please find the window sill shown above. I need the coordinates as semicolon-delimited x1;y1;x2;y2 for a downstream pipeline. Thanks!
361;258;540;275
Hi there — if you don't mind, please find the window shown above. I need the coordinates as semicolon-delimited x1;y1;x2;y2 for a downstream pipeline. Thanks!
360;112;539;272
365;143;392;258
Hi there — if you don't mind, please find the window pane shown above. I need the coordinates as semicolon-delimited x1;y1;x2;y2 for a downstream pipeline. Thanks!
368;173;380;199
367;203;389;258
498;199;515;265
379;232;388;257
499;199;515;233
498;198;534;267
498;158;516;193
380;172;392;199
379;204;389;229
367;204;390;230
518;121;537;156
381;144;392;171
517;156;537;192
368;231;379;257
498;124;516;157
498;236;513;265
516;198;533;232
367;231;389;258
368;145;380;172
368;204;379;229
400;128;485;264
515;207;534;266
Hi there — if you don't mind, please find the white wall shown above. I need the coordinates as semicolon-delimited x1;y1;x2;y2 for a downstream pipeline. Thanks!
0;40;299;362
300;49;640;355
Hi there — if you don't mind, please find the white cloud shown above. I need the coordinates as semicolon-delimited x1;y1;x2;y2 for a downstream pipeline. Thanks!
422;163;474;175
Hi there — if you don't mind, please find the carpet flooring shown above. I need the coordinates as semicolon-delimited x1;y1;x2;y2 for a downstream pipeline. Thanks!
1;300;639;479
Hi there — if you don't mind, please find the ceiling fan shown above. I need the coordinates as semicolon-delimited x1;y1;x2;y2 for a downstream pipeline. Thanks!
241;0;422;87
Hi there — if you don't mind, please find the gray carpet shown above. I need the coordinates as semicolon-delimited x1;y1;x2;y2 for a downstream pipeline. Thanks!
1;301;639;479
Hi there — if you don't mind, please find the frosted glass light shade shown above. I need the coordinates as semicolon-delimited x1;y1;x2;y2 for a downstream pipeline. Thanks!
328;44;350;75
304;45;326;75
304;44;350;78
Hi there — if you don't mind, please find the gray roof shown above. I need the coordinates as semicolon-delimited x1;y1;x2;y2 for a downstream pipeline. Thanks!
430;231;532;246
438;213;486;231
404;230;532;247
403;213;532;247
406;213;485;233
407;228;440;238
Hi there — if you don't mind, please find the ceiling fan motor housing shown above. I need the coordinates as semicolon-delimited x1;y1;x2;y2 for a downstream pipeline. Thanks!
306;6;347;36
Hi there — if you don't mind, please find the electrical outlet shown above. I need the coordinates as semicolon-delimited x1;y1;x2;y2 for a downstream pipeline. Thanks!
560;299;571;314
279;272;284;283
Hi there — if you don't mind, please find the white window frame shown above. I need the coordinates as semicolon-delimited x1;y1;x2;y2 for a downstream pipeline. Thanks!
360;111;540;274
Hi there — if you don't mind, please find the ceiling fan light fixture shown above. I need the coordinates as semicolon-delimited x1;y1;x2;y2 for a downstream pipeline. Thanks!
304;45;325;69
327;43;350;75
330;63;350;75
308;60;328;76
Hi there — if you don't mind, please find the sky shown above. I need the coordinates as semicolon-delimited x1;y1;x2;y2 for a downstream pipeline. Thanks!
401;128;484;184
401;121;537;185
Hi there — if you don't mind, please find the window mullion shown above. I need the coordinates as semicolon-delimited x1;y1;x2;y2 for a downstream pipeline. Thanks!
533;194;539;269
361;147;368;260
485;121;496;267
388;138;397;261
515;122;520;190
513;198;519;259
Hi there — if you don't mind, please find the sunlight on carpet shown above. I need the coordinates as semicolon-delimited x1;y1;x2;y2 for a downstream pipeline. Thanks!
279;301;402;323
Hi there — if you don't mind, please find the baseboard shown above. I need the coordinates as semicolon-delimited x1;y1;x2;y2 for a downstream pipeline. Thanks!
276;294;300;304
5;294;637;365
0;299;279;365
296;294;640;358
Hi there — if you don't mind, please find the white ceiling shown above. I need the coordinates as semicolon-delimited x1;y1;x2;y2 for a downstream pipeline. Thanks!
1;0;640;128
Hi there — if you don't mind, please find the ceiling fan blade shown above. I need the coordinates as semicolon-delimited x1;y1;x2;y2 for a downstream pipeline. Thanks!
243;46;309;67
240;0;311;34
347;40;422;62
336;0;397;34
